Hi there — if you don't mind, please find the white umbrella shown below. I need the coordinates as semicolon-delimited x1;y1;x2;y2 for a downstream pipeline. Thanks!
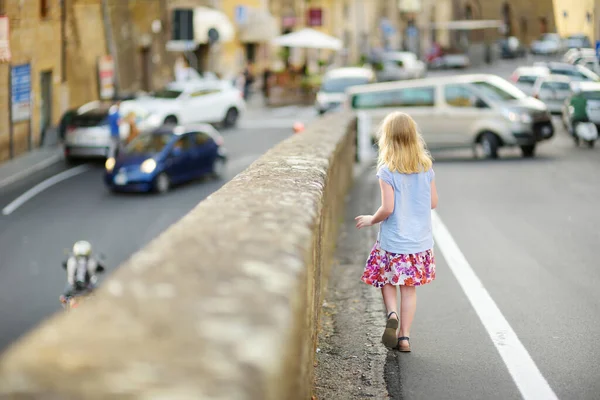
271;28;343;51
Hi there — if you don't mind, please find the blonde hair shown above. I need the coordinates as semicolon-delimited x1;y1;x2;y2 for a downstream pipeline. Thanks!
377;111;433;174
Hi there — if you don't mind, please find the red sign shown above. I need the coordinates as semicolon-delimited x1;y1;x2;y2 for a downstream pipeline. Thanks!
0;16;11;63
307;8;322;27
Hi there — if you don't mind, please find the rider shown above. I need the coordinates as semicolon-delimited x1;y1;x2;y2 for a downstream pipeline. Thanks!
60;240;105;303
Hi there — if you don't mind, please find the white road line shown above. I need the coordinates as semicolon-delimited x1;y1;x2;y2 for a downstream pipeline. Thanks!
431;210;559;400
2;164;92;216
0;153;62;190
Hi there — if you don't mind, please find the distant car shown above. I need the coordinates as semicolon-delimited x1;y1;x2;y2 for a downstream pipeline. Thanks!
104;124;227;193
572;56;600;75
510;66;550;96
428;53;470;69
531;33;564;55
377;51;427;81
531;75;572;114
63;102;159;162
535;62;600;82
315;67;376;115
563;47;595;64
566;34;592;49
123;80;246;128
561;81;600;147
499;36;526;59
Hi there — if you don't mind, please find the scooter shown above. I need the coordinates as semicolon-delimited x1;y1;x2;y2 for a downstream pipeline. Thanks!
573;122;598;148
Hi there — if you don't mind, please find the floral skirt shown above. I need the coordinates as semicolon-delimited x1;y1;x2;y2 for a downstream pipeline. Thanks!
361;241;436;288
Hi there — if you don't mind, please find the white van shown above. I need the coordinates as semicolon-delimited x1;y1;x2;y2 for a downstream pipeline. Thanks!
315;67;376;115
346;74;554;158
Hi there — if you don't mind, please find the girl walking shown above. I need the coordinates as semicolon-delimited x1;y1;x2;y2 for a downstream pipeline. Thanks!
355;111;438;352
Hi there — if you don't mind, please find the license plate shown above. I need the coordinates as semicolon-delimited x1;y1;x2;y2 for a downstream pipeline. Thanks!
114;174;127;185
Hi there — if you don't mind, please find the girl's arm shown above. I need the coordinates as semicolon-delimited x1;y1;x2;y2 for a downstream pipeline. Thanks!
356;179;394;228
431;179;438;209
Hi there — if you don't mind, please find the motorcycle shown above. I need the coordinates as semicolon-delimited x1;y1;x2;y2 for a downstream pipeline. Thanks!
60;250;106;310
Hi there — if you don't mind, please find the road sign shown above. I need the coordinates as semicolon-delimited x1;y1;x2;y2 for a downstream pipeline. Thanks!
98;56;115;100
11;63;31;122
596;40;600;59
234;5;248;25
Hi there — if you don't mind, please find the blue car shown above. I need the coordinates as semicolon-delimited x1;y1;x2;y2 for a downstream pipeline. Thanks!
104;124;226;193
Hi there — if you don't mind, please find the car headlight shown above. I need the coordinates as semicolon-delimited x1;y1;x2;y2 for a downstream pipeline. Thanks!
140;159;157;173
504;110;533;124
105;157;115;172
146;113;162;127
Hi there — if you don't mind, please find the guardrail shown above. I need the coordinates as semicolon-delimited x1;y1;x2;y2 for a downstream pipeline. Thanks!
0;112;357;399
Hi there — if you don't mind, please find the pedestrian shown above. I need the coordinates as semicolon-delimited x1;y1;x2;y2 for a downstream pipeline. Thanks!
108;101;122;158
355;111;438;353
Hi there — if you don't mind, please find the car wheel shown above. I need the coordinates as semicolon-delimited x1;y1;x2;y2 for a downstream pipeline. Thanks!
479;132;500;159
212;156;226;179
586;140;595;148
154;173;170;194
164;115;178;125
223;108;239;128
520;144;536;158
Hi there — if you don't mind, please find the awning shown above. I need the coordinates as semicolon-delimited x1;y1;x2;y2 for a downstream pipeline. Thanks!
430;20;505;30
271;28;343;50
193;6;235;44
238;9;279;43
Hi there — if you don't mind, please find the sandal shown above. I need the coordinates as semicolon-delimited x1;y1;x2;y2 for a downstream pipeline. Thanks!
397;336;411;352
381;312;399;348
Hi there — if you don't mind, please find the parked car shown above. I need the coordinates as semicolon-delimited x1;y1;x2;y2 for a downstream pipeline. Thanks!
123;80;246;128
315;67;376;115
104;124;226;193
534;61;600;82
563;47;595;64
561;81;600;148
63;102;159;162
377;51;426;81
531;33;564;55
499;36;527;59
346;74;554;159
573;56;600;75
428;53;471;69
531;75;572;114
566;34;592;49
510;66;550;96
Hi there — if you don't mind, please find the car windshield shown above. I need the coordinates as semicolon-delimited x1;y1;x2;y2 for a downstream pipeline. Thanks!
472;79;526;101
151;88;183;99
124;133;173;154
321;77;371;93
70;112;108;127
582;91;600;100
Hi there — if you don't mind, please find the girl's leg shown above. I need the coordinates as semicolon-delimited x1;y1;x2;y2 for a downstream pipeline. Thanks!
381;284;398;320
399;285;417;339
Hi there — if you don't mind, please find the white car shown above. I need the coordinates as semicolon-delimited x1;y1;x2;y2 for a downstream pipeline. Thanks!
315;67;376;114
531;33;564;55
531;75;572;114
509;66;550;96
63;102;160;161
377;51;427;81
124;80;246;128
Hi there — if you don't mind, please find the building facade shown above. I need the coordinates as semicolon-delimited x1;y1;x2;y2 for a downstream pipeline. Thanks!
552;0;596;42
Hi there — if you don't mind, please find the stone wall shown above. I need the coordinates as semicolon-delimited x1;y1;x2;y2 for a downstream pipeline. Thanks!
0;113;357;399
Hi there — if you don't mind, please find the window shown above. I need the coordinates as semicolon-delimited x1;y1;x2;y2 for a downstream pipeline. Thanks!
517;75;538;85
173;135;192;151
541;81;570;91
472;80;524;100
172;9;194;41
190;132;212;146
190;88;219;97
125;133;173;155
40;0;49;18
351;87;435;109
444;84;477;107
152;89;183;99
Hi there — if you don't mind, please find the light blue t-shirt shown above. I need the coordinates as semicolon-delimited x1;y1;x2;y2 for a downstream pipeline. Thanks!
377;165;435;254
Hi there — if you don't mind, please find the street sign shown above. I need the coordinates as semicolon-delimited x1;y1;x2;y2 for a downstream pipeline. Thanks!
596;40;600;60
11;64;31;122
98;56;115;100
234;5;248;25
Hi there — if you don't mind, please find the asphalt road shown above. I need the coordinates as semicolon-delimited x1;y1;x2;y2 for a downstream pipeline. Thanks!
0;107;315;353
315;55;600;400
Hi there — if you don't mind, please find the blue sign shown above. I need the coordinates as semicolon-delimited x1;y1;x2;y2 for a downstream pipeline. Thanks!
234;5;248;25
596;40;600;60
11;63;31;122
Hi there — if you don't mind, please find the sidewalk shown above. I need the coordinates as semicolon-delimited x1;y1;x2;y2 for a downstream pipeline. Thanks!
0;128;62;190
314;163;392;399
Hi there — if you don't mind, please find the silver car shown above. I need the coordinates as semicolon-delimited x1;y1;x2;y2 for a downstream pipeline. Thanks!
531;75;572;114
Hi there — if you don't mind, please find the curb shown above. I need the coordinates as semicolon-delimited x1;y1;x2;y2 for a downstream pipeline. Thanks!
0;153;62;190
